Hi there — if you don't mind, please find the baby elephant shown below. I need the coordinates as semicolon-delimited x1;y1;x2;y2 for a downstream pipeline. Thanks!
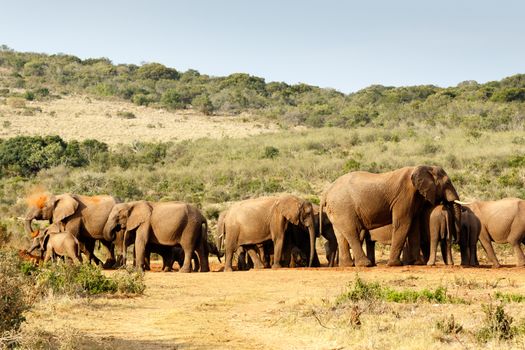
426;205;455;266
29;224;82;264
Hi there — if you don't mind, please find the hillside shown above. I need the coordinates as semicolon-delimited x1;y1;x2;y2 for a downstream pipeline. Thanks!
1;46;524;131
0;94;276;144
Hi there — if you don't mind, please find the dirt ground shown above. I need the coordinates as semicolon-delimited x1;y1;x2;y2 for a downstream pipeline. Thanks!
24;254;525;350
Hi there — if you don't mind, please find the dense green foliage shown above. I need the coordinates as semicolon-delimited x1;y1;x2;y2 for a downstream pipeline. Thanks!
1;47;525;129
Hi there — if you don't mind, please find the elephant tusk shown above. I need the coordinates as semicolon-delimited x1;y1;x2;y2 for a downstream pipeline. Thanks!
453;200;473;205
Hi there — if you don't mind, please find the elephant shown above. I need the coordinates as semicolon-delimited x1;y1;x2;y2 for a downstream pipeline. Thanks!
460;198;525;267
459;206;480;266
115;228;221;271
28;223;82;263
24;192;118;266
425;204;455;266
103;200;210;272
218;195;316;272
320;165;462;267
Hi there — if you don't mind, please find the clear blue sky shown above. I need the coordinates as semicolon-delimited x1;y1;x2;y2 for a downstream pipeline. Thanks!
1;0;524;93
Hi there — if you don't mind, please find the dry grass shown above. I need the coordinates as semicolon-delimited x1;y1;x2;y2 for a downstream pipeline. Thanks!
17;255;525;350
0;95;277;144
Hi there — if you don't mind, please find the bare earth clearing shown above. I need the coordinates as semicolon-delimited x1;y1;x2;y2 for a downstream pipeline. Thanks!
0;96;277;144
24;257;525;350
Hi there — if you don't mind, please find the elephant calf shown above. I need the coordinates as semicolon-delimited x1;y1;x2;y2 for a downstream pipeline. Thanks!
460;207;480;266
29;224;82;263
426;205;455;266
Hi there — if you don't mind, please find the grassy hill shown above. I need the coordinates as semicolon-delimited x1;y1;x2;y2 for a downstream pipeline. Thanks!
0;46;524;244
1;46;525;130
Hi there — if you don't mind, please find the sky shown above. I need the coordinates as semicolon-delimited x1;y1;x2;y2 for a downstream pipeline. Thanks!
1;0;524;93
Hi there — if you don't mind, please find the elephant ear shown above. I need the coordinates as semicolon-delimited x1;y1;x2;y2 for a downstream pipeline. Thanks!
52;194;79;223
127;201;152;231
411;166;437;204
276;196;302;226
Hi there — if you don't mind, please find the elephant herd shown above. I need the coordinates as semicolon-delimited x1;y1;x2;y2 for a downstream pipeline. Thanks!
23;165;525;271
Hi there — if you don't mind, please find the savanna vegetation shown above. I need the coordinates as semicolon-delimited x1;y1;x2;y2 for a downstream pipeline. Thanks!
1;45;524;130
1;46;525;349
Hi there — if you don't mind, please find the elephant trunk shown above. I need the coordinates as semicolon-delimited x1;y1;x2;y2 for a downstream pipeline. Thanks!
452;202;462;245
122;230;129;266
308;224;316;267
24;218;35;236
103;218;117;242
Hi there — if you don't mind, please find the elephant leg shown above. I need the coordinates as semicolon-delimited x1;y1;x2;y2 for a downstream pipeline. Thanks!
224;240;236;272
365;238;376;266
195;239;209;272
446;238;454;265
478;231;500;268
179;246;193;273
134;230;148;271
509;237;525;267
332;223;360;267
471;239;479;266
459;231;470;266
388;219;412;267
272;235;284;269
191;252;201;272
246;247;264;269
427;234;438;266
101;240;116;268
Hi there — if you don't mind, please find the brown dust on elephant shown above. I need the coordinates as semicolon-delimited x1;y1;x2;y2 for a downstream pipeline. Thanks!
24;192;118;266
218;195;316;272
320;166;462;267
103;201;210;272
461;198;525;267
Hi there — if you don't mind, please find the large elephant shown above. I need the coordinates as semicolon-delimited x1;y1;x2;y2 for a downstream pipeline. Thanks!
218;195;316;272
320;166;462;267
459;206;480;266
103;200;210;272
460;198;525;267
24;193;117;266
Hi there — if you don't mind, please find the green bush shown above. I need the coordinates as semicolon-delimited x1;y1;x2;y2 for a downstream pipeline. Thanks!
36;262;145;297
263;146;280;159
336;276;465;305
476;303;517;342
0;135;109;177
161;89;184;109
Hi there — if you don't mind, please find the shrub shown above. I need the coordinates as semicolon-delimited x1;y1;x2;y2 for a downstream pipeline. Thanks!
36;262;145;297
476;303;516;342
0;251;33;333
116;111;136;119
161;89;185;109
495;292;525;303
435;314;463;335
263;146;280;159
336;276;465;305
192;94;214;115
136;63;179;81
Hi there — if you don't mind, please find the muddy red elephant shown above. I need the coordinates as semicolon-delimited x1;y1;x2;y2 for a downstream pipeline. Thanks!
24;192;117;266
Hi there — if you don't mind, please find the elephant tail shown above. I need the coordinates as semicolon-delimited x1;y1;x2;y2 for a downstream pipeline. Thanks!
319;196;326;238
217;213;226;254
201;219;209;256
